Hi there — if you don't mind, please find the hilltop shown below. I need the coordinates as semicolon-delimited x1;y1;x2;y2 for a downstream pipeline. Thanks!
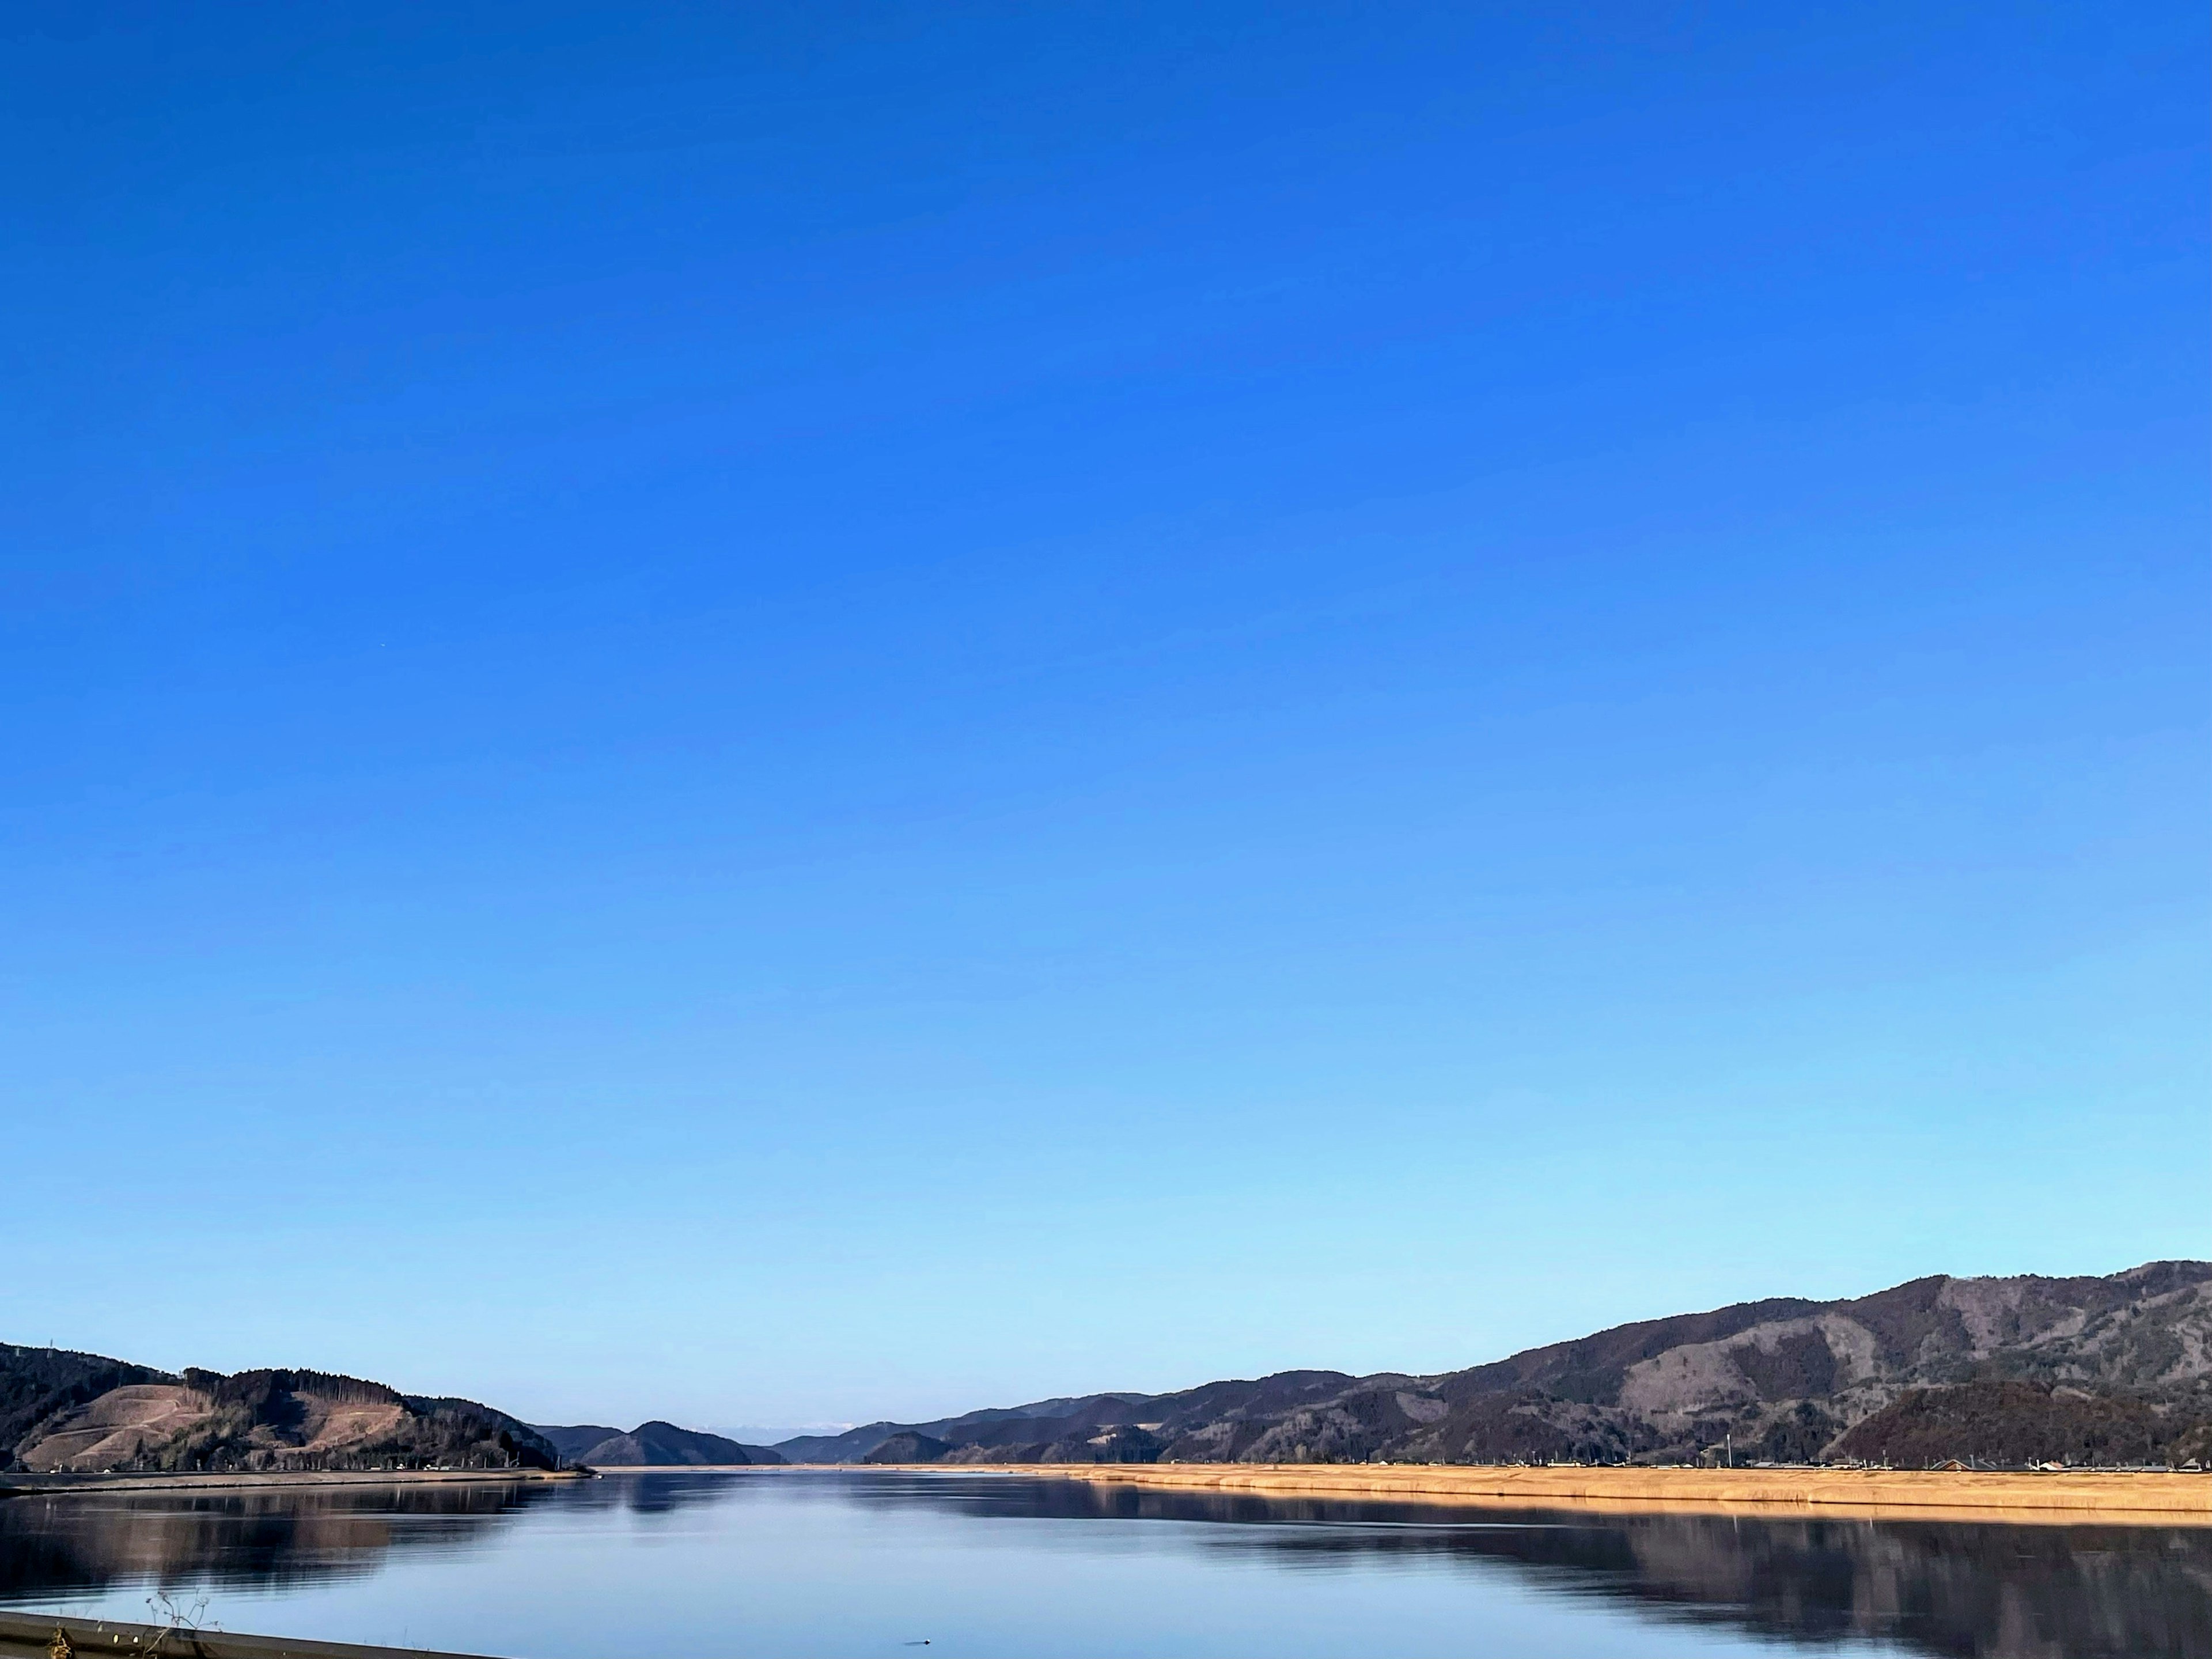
0;1347;559;1474
534;1421;786;1466
773;1262;2212;1468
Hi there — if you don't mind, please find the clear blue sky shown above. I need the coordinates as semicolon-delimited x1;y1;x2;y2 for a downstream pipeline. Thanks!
5;2;2205;1434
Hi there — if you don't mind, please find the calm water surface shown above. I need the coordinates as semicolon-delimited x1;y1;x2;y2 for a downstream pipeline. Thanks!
1;1470;2205;1658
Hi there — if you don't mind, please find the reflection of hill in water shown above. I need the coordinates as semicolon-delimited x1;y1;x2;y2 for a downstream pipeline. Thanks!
832;1472;2212;1659
0;1474;754;1604
2;1483;507;1601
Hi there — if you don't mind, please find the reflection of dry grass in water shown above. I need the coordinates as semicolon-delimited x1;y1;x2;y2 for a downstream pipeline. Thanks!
838;1463;2212;1525
1065;1464;2212;1524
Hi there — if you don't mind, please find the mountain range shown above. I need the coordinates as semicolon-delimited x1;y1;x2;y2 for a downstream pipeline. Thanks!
770;1261;2212;1469
10;1262;2205;1476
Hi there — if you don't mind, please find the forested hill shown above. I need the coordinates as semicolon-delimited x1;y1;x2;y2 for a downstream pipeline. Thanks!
774;1261;2212;1469
533;1421;786;1466
0;1347;558;1474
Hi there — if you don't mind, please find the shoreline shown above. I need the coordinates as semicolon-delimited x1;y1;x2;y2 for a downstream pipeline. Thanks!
650;1461;2212;1525
1;1468;585;1499
0;1608;489;1659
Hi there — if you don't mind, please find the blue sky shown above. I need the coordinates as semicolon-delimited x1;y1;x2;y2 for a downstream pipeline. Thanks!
4;1;2205;1433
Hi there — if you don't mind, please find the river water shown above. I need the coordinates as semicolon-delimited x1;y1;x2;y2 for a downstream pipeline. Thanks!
0;1469;2204;1657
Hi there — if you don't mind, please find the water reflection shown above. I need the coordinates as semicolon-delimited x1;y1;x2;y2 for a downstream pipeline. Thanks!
0;1474;755;1605
767;1471;2212;1658
0;1482;544;1601
1;1470;2205;1659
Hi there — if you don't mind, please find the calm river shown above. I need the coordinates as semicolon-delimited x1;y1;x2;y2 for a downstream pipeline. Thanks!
1;1469;2204;1658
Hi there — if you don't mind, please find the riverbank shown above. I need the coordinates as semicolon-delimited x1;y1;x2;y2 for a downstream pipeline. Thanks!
1044;1461;2212;1524
0;1608;491;1659
0;1468;584;1500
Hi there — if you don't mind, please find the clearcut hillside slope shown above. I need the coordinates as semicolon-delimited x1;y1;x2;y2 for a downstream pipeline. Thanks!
0;1347;559;1474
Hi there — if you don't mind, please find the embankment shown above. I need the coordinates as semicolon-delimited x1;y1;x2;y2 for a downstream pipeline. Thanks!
0;1608;491;1659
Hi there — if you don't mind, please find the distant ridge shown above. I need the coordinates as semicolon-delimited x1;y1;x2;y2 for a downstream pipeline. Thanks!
535;1423;624;1464
535;1419;787;1467
771;1262;2212;1469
